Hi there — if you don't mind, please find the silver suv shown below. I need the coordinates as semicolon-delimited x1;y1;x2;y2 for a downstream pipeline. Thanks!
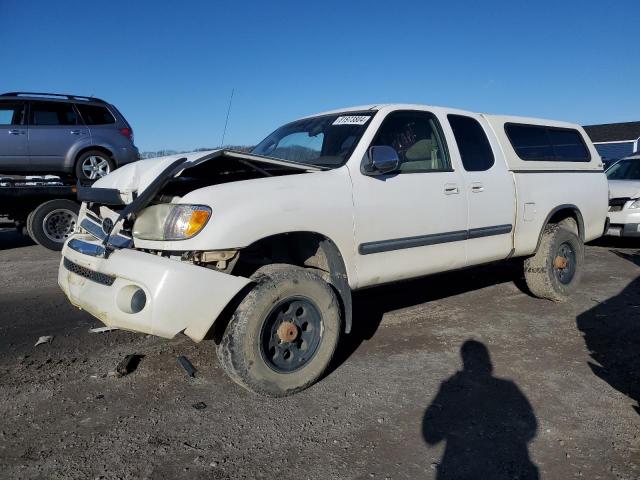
0;92;139;181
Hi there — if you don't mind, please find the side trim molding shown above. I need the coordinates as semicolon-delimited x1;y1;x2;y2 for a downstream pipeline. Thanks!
510;169;603;174
358;224;513;255
468;224;513;239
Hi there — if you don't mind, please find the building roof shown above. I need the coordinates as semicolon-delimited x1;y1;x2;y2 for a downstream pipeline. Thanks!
583;121;640;143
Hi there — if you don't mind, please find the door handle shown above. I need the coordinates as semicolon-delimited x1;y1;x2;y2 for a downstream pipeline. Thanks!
8;129;25;135
471;183;484;193
70;129;83;135
444;183;459;195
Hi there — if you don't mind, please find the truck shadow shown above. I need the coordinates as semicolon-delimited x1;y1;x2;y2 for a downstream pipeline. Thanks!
588;236;640;250
327;259;529;377
422;340;539;479
576;250;640;415
0;228;34;250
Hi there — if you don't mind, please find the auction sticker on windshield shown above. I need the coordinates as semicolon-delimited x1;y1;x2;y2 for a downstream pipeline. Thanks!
332;115;371;126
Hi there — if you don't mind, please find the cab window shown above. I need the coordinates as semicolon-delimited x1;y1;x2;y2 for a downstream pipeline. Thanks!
448;114;495;171
371;111;451;172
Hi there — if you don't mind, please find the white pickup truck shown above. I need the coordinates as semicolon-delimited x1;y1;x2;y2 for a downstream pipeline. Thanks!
58;104;608;396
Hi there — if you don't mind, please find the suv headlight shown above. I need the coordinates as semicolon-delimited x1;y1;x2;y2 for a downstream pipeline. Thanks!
628;199;640;209
133;204;211;241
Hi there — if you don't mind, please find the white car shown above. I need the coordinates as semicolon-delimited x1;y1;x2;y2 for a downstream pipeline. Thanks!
58;104;608;396
605;154;640;237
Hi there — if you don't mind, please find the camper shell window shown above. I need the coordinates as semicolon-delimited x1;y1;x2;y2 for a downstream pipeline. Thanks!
505;123;591;162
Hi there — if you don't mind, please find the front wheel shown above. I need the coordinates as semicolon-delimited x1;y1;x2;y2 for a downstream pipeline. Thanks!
524;224;584;301
217;265;342;397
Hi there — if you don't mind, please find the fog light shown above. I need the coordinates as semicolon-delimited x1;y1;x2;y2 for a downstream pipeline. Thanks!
131;288;146;313
117;285;147;314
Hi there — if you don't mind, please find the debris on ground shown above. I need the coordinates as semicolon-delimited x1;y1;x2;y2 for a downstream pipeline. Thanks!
34;335;53;347
192;402;207;410
89;326;119;333
109;354;144;377
177;356;196;377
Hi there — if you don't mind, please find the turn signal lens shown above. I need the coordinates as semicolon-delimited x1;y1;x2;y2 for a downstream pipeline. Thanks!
166;205;211;239
133;204;211;241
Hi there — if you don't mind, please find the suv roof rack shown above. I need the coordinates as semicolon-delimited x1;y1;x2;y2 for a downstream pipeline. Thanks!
0;92;108;104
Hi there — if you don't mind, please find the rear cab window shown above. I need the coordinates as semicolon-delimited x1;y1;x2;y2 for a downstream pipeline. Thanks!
76;104;116;125
505;123;590;162
448;114;495;171
371;110;451;173
29;101;78;126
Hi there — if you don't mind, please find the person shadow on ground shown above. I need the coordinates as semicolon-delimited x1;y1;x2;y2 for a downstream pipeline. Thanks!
577;249;640;415
422;340;539;480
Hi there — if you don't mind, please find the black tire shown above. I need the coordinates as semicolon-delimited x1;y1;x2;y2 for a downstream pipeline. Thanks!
75;150;115;181
25;210;36;238
217;264;342;397
28;199;80;251
524;224;584;301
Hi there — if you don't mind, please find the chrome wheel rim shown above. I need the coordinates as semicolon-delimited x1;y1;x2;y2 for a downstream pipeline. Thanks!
42;209;77;243
81;155;111;180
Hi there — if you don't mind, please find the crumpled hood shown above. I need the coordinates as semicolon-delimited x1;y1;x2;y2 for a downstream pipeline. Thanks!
608;179;640;199
92;150;218;194
91;149;321;200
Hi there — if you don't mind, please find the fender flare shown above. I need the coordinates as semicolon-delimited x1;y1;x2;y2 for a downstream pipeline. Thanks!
535;204;585;252
317;238;353;334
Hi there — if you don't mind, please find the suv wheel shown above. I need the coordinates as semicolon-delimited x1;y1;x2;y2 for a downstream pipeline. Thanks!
217;264;342;397
76;150;115;181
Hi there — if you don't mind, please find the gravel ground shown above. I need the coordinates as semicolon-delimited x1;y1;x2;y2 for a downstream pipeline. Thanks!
0;229;638;479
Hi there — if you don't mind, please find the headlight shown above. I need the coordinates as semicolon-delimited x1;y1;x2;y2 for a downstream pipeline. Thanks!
628;199;640;209
132;204;211;241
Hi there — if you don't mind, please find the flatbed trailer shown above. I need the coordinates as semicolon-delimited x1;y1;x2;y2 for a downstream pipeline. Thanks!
0;176;80;251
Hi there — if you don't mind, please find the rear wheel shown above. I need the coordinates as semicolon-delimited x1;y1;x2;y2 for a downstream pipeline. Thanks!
217;265;342;396
524;224;584;301
27;199;79;251
75;150;114;181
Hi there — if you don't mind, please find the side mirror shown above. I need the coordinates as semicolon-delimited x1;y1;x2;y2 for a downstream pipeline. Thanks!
364;146;400;175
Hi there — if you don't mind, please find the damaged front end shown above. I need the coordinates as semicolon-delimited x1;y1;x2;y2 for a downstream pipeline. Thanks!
75;149;319;257
59;150;317;341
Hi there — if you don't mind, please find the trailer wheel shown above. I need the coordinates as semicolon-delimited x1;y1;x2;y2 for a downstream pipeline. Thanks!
217;264;342;397
524;224;584;301
28;199;80;251
25;210;36;238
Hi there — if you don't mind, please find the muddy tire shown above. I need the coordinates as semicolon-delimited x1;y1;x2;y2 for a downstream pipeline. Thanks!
524;224;584;301
217;264;342;397
27;199;79;251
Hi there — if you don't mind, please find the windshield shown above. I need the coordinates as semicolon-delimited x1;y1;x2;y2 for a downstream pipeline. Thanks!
606;159;640;180
252;111;375;168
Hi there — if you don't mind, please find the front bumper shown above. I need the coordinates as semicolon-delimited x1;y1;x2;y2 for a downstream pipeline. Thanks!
58;236;250;342
606;209;640;237
606;223;640;237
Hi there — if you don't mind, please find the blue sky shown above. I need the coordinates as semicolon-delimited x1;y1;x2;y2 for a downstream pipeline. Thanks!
1;0;638;152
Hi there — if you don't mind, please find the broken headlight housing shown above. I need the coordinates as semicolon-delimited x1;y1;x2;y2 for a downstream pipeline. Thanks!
132;204;211;241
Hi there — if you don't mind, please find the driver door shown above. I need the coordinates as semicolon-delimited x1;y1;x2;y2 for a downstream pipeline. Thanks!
349;110;468;288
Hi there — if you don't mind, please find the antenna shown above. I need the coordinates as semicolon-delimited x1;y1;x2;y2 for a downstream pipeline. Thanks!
220;88;234;147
